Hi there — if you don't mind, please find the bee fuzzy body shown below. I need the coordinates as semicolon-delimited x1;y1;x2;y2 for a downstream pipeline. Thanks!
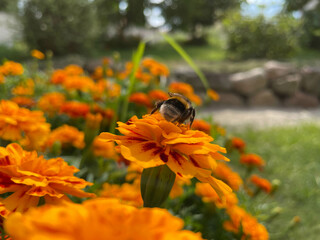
151;92;195;127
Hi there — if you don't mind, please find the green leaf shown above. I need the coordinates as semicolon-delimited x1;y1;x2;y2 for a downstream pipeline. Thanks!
162;33;209;90
140;164;176;208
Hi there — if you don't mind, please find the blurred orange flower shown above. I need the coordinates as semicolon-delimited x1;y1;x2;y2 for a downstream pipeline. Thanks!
60;101;90;118
169;176;191;199
99;113;231;197
92;137;117;159
148;89;169;101
240;153;265;169
31;49;45;60
231;137;246;153
4;198;204;240
195;183;238;208
0;143;95;215
129;92;152;108
250;175;272;193
10;96;35;108
224;205;269;240
142;58;170;77
38;92;66;117
207;89;220;101
46;125;85;149
214;162;243;191
169;82;202;105
0;61;24;76
64;64;84;75
50;69;67;84
11;79;34;96
0;74;5;84
100;181;143;207
0;100;50;149
63;75;95;92
192;119;211;134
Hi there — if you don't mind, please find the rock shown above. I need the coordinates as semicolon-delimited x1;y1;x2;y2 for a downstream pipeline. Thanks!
229;68;267;96
248;89;281;107
264;61;296;80
284;92;319;108
271;74;301;96
301;66;320;96
206;92;245;107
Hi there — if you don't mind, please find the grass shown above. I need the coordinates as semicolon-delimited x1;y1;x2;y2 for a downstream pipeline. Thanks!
231;123;320;240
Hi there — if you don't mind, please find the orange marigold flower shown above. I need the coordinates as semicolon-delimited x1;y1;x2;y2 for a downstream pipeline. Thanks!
224;205;269;240
31;49;45;60
135;71;153;84
10;96;35;108
0;61;24;76
231;137;246;153
11;79;34;96
142;58;170;77
92;104;114;121
214;162;243;191
195;183;238;208
129;92;152;108
92;137;117;159
85;113;102;130
100;181;143;207
106;80;121;98
64;64;84;75
250;175;272;193
0;100;50;149
63;75;95;92
169;82;202;106
207;89;220;101
50;69;67;84
99;113;232;197
4;198;204;240
192;119;211;134
37;92;66;117
0;74;5;84
60;101;90;118
0;143;95;215
149;89;169;101
46;125;85;149
240;153;265;169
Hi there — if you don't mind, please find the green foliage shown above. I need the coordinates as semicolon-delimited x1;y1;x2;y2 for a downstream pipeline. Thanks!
223;12;302;59
21;0;98;55
160;0;240;43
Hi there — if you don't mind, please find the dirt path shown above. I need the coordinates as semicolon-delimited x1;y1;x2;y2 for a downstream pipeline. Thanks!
200;107;320;130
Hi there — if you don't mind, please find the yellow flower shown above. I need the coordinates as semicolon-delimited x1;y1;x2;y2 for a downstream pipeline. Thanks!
4;198;204;240
31;49;45;60
37;92;66;117
99;113;232;197
0;143;95;215
11;79;34;96
46;125;85;149
224;205;269;240
0;61;24;76
92;137;117;159
207;89;220;101
0;100;50;149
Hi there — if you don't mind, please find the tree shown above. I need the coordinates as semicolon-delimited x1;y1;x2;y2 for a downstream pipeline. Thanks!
284;0;320;49
160;0;241;44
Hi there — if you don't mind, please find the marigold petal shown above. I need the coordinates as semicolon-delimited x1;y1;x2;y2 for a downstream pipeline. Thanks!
11;176;48;187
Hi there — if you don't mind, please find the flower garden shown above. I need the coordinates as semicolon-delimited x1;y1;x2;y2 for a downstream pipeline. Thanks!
0;47;307;240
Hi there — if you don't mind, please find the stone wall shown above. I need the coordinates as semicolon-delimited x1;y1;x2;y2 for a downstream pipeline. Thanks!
172;61;320;108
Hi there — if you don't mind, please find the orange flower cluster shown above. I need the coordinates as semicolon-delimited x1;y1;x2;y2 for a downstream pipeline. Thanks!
100;181;143;207
11;79;35;96
192;119;211;134
142;58;170;77
0;100;50;149
92;137;117;159
46;125;85;149
10;96;35;108
99;113;232;197
129;92;152;108
38;92;66;117
250;175;272;193
169;82;202;105
148;89;169;101
207;89;220;101
240;153;265;169
0;143;95;216
60;101;90;118
63;75;96;92
50;64;84;85
0;61;24;76
4;198;204;240
224;205;269;240
214;162;243;191
91;66;113;80
230;137;246;153
31;49;45;60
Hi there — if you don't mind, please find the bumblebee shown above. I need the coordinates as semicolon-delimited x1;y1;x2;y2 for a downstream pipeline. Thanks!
150;92;195;127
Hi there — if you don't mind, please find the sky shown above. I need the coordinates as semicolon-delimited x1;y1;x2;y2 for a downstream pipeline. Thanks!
241;0;285;18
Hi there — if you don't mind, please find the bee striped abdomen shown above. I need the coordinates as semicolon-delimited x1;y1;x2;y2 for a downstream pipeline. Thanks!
159;98;185;122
